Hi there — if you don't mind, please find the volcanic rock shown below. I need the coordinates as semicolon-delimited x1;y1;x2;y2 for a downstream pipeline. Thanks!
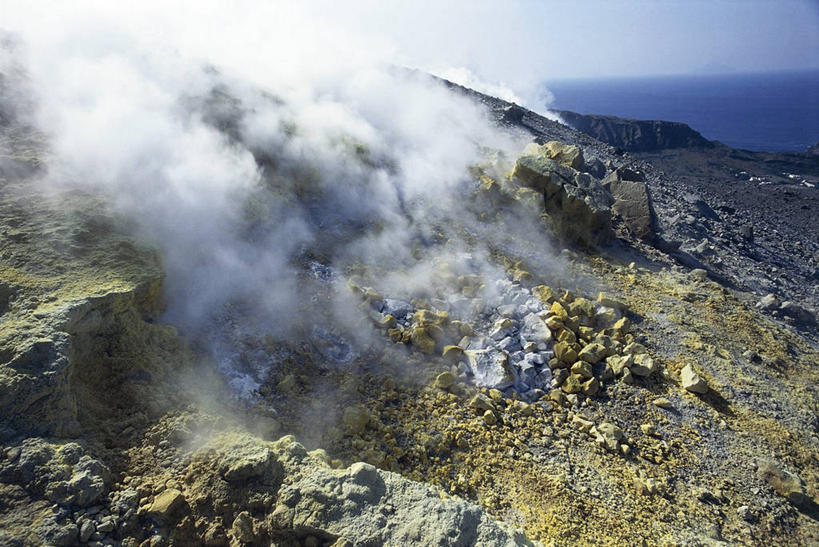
512;152;614;247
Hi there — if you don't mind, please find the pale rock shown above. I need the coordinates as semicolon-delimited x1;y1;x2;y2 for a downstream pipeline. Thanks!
680;364;708;393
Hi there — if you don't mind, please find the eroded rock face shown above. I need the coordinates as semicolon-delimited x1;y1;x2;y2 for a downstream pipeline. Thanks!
512;153;614;247
174;434;531;545
555;110;714;152
268;443;530;546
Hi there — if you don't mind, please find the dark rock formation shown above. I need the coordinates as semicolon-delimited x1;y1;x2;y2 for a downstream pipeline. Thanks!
554;110;715;152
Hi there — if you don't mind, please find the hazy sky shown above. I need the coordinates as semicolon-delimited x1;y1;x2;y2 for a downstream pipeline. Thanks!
4;0;818;108
323;0;819;80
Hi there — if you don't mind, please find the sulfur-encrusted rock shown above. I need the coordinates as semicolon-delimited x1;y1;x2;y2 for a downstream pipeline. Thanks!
532;285;557;304
410;326;437;354
577;343;606;364
525;141;586;171
594;422;623;451
570;361;593;379
512;153;614;247
561;374;583;394
553;341;578;364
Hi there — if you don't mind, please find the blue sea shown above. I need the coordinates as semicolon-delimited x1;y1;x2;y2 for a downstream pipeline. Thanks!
546;70;819;153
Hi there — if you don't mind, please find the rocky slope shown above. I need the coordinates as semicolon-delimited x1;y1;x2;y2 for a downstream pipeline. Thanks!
0;68;817;547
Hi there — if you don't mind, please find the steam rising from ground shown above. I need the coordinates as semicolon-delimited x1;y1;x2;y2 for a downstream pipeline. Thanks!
2;3;563;402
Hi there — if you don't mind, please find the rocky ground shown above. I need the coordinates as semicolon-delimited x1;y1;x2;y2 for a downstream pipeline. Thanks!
0;69;817;547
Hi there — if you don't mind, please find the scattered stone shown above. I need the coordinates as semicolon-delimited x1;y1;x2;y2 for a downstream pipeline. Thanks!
532;285;556;304
434;371;456;390
630;354;657;376
468;393;495;415
611;317;630;336
621;367;634;384
561;374;583;394
594;422;623;451
737;505;754;522
482;410;498;426
553;341;578;364
640;423;656;436
570;361;593;379
757;293;780;311
609;177;656;240
757;460;809;505
581;377;600;396
96;518;115;534
571;414;594;433
147;489;186;523
577;343;606;364
652;397;672;409
680;364;708;394
79;521;95;543
442;345;465;364
519;313;552;345
779;301;816;325
410;327;436;354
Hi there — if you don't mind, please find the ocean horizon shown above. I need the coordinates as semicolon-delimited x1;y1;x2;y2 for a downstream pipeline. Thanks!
546;69;819;153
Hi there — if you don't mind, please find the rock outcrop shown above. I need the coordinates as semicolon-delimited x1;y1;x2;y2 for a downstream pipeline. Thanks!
512;144;614;247
554;110;715;152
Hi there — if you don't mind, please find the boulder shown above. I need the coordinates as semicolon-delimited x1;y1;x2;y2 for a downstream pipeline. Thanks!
608;178;656;240
512;154;614;247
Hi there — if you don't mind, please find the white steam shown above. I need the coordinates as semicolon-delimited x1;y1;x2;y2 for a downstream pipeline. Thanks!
2;2;564;400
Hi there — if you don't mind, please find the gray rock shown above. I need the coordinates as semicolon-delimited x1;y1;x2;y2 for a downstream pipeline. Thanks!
497;304;518;317
498;336;522;353
608;178;656;240
96;518;115;534
79;520;95;542
585;157;607;179
381;299;413;319
464;349;517;389
519;313;552;346
270;458;531;546
779;301;816;325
